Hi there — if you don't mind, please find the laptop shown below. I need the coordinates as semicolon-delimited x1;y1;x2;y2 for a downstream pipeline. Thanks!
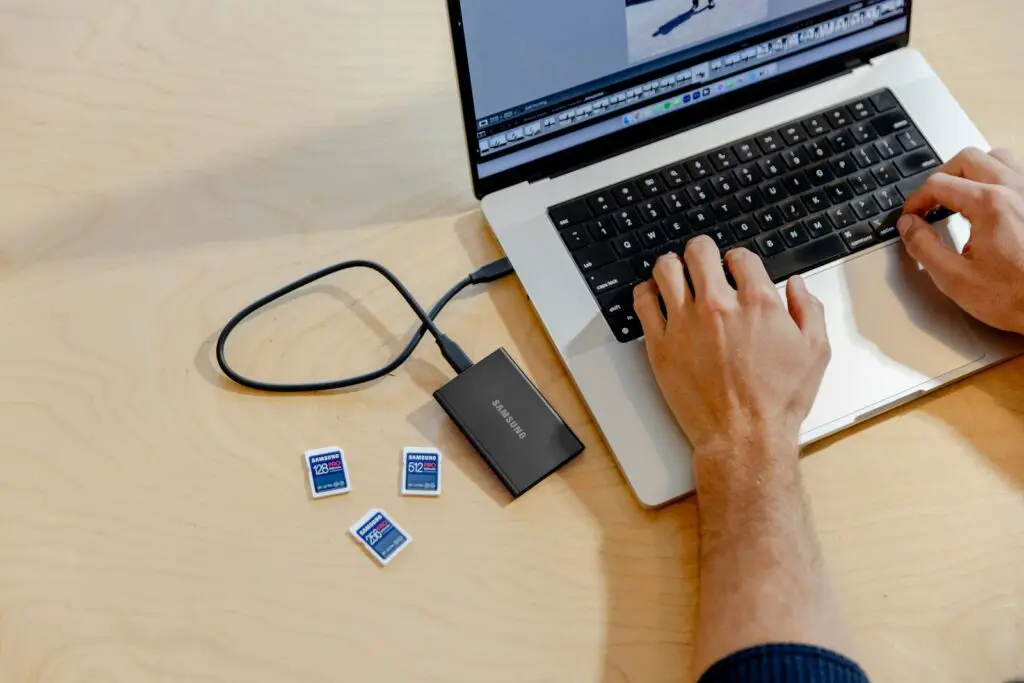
444;0;1023;506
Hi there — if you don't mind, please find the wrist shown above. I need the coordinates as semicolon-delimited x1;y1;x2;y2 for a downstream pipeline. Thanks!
692;431;801;499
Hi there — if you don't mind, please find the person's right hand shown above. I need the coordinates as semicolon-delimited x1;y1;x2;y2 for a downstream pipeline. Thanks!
898;147;1024;335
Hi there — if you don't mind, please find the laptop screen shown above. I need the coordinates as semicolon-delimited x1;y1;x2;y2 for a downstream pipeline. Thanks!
452;0;910;189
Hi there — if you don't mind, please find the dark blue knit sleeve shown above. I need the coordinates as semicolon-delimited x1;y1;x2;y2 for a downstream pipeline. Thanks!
699;644;870;683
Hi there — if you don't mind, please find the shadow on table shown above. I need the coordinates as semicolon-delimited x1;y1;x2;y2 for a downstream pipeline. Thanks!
1;91;475;268
918;357;1024;491
451;211;701;682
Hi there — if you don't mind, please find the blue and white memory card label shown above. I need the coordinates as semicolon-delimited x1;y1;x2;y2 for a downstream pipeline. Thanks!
401;447;442;496
349;509;412;566
304;446;351;498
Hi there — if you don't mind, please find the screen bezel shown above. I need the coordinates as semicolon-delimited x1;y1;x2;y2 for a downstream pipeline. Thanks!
447;1;913;199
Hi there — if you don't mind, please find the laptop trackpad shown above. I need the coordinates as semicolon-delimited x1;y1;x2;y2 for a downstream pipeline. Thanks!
800;241;984;434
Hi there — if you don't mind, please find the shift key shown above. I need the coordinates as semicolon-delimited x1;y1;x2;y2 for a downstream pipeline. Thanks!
586;262;638;295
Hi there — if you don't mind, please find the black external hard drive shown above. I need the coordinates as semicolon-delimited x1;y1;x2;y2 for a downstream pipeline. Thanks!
433;348;585;498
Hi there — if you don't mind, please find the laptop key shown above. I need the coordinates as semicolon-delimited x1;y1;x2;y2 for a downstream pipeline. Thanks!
804;215;833;239
839;223;877;251
875;136;900;160
849;99;873;121
631;253;657;280
827;203;856;230
872;162;900;186
757;132;784;154
895;150;940;177
758;154;786;178
780;198;807;222
763;233;848;283
587;192;616;215
801;188;831;213
561;226;592;251
850;122;877;144
712;197;741;222
684;156;713;180
826;107;852;128
662;191;688;213
853;145;881;169
782;171;811;194
661;165;689;188
734;140;761;161
736;188;763;212
828;130;853;152
731;217;760;241
638;225;667;248
612;207;642;231
830;154;857;177
736;163;763;187
587;218;617;241
549;200;592;228
872;111;912;136
760;178;788;202
870;90;898;112
755;231;786;257
711;147;739;170
686;181;713;204
709;226;737;249
897;129;925;151
662;216;692;238
808;162;836;186
779;124;806;145
710;172;738;196
824;180;852;204
612;232;642;257
874;186;903;211
756;207;784;232
686;207;716;231
870;210;903;240
805;139;830;162
611;182;641;205
802;114;831;136
848;171;878;195
852;196;881;220
638;198;667;223
639;174;665;197
587;262;637;296
574;242;614;272
598;288;643;343
781;224;810;247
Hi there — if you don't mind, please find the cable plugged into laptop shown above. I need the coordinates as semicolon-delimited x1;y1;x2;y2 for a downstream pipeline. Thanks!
215;256;583;498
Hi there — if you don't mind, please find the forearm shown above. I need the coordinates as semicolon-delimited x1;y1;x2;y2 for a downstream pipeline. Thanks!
692;438;854;678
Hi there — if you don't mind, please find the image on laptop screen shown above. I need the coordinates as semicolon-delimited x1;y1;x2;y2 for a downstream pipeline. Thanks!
452;0;909;184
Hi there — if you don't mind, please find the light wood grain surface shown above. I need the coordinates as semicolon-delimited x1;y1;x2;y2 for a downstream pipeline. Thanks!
0;1;1022;682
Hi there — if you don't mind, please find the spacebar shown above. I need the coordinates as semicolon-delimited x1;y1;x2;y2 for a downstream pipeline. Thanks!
764;234;850;283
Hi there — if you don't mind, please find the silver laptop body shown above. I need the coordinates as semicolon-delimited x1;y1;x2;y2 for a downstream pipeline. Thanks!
445;0;1023;506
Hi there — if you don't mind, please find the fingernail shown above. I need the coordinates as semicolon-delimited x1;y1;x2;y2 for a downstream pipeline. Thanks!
897;215;914;234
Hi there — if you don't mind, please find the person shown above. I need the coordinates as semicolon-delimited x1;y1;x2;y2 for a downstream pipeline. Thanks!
692;0;717;12
632;147;1024;683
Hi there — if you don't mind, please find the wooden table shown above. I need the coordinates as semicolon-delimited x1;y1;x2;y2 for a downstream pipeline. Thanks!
0;1;1022;681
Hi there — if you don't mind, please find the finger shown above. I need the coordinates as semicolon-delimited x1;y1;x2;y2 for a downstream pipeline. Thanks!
896;214;971;296
724;248;775;300
633;280;666;342
683;235;732;303
902;172;990;217
786;275;828;349
989;148;1024;175
652;253;690;314
935;147;1016;185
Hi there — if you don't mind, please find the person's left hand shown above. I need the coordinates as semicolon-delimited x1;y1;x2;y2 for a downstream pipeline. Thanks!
632;237;831;478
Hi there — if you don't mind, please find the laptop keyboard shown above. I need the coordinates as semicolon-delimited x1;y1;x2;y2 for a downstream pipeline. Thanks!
547;89;944;343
